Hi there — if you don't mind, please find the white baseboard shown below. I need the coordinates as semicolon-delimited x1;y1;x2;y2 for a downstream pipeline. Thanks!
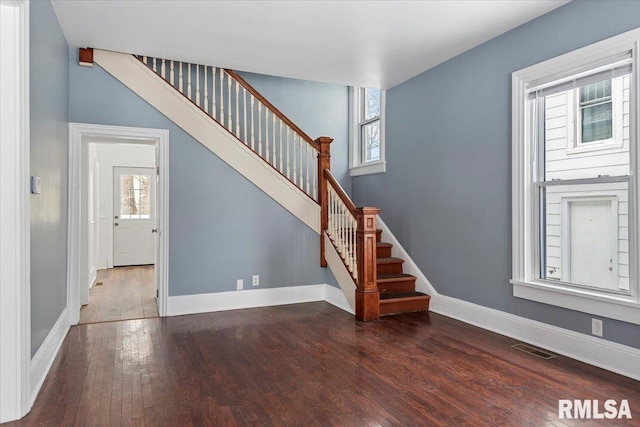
30;308;69;406
431;294;640;381
167;284;351;317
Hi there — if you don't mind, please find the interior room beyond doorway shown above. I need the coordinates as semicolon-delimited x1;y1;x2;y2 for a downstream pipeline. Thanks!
80;265;157;324
80;139;159;324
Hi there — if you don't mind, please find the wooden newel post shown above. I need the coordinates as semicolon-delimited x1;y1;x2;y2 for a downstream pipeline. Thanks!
316;136;333;268
355;207;380;321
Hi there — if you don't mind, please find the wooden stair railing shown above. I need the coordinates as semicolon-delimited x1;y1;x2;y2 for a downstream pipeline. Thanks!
322;167;380;321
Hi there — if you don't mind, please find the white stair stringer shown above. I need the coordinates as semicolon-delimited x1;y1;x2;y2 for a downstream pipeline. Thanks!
324;232;356;313
93;49;320;233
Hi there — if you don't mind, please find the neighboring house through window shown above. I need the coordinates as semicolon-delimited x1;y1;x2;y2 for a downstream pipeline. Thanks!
349;86;386;176
511;28;640;325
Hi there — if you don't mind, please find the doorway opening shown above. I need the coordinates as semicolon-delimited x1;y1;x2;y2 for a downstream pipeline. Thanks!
79;143;158;324
68;123;169;325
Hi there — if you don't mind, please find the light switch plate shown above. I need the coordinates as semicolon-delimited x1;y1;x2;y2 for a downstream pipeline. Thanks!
30;176;41;194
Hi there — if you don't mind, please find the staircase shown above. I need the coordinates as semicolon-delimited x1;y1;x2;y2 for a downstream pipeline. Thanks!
376;230;430;315
82;47;430;321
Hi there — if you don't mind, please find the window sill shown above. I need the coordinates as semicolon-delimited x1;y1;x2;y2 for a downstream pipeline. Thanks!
566;139;623;155
511;279;640;325
349;161;386;177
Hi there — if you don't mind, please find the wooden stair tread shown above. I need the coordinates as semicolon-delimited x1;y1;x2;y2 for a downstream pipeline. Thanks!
379;292;430;316
376;242;392;248
379;292;430;301
376;257;404;264
377;273;415;282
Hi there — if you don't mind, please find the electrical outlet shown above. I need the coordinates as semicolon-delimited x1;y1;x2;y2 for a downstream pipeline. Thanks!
592;318;603;337
236;279;243;291
252;275;259;286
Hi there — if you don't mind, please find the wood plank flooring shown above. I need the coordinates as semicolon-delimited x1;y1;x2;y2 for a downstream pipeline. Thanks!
5;302;639;426
79;266;157;324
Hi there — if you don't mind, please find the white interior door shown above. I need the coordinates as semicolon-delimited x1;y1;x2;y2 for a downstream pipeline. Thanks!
113;167;156;266
567;198;617;289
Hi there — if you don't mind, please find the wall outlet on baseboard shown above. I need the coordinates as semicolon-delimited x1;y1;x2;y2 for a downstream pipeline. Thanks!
236;279;243;291
592;318;603;337
252;275;259;286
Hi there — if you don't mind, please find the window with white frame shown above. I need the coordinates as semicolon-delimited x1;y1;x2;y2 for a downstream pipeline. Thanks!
567;77;625;153
511;28;640;325
349;86;386;176
579;80;613;144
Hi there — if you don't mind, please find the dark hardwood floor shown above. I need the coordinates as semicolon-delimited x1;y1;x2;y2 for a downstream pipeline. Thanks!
5;302;638;426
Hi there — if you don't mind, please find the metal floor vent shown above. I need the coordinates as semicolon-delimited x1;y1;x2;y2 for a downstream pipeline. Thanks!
511;343;557;360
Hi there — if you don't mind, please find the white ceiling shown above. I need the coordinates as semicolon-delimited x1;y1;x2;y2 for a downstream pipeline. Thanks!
52;0;569;89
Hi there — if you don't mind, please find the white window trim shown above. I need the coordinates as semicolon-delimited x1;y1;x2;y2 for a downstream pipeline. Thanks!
349;86;386;177
567;77;624;154
511;27;640;325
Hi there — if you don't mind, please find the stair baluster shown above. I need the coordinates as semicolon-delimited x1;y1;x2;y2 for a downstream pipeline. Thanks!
186;64;191;100
196;65;200;107
202;65;209;113
170;61;175;88
226;73;232;131
211;67;218;119
219;68;224;125
258;102;263;157
250;95;255;151
235;83;240;137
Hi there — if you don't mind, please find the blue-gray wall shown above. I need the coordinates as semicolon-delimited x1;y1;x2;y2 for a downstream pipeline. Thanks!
352;0;640;349
69;58;341;296
30;0;69;356
239;72;350;193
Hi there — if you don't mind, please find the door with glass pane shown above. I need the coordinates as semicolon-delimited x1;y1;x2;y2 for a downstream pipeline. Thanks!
113;167;156;266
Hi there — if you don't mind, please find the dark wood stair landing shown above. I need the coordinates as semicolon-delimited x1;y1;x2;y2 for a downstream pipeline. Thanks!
375;229;430;316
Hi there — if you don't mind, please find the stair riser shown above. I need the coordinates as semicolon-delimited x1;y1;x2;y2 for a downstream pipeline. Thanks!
380;298;430;316
377;262;404;275
378;280;416;295
377;246;392;258
376;230;382;243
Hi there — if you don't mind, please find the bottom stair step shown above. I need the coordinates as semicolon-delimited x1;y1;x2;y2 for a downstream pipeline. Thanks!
379;292;430;316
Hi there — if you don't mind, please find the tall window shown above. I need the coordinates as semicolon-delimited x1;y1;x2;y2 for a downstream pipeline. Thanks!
350;87;386;176
361;88;381;162
540;74;629;293
512;29;640;325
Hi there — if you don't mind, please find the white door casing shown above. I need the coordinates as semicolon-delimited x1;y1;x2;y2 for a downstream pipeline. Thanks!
68;123;169;325
155;147;160;300
0;0;30;422
113;167;156;266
